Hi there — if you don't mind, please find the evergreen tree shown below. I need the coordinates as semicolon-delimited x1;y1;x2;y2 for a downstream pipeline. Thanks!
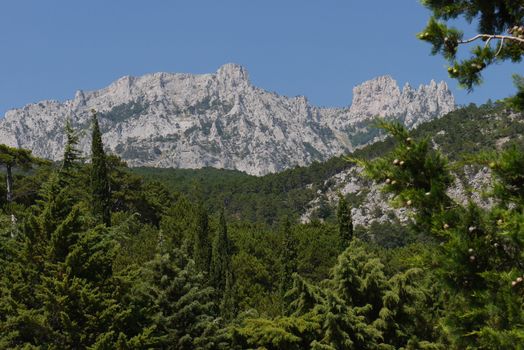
418;0;524;90
0;144;36;203
351;120;453;232
280;216;298;296
356;122;524;348
220;270;237;321
61;118;81;174
139;248;227;349
90;110;111;226
507;74;524;111
331;239;388;323
336;193;353;250
0;174;152;348
210;210;232;294
194;203;211;273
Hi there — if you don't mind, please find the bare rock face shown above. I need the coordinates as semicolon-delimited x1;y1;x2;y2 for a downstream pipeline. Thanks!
0;64;455;175
300;165;493;227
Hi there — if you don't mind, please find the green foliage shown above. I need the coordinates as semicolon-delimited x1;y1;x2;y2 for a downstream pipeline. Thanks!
0;144;39;203
194;203;212;273
234;239;438;349
280;217;298;297
211;210;232;294
336;194;353;250
137;249;226;349
419;0;524;90
356;120;524;348
507;74;524;111
90;110;111;226
133;155;350;226
61;118;82;174
1;94;523;348
352;120;453;232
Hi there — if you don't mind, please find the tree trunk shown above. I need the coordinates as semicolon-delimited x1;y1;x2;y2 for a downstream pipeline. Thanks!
6;164;13;203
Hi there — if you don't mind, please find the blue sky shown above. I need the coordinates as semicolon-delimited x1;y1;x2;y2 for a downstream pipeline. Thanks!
0;0;521;116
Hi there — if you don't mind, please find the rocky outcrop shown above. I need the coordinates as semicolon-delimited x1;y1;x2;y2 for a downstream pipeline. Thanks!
0;64;455;175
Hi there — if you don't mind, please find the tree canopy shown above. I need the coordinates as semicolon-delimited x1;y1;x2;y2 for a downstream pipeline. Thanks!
419;0;524;90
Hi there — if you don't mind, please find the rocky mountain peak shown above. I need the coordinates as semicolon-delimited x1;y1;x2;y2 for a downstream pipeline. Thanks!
346;75;454;128
349;75;402;117
0;64;455;175
216;63;250;87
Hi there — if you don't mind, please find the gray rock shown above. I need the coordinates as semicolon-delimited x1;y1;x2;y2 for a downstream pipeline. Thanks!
0;64;455;175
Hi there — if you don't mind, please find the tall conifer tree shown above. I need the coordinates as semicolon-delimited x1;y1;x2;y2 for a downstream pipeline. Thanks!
280;216;297;296
194;203;211;273
210;210;231;294
61;118;81;174
337;194;353;251
90;110;111;226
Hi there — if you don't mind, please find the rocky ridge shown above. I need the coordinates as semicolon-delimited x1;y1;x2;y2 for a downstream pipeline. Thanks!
0;64;455;175
300;165;494;227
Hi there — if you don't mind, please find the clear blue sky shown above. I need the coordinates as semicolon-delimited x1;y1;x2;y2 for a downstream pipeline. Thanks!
0;0;521;116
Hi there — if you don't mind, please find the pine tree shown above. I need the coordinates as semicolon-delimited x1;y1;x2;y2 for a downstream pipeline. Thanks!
0;144;36;203
351;120;453;232
336;193;353;250
90;110;111;226
418;0;524;90
210;210;232;294
355;122;524;348
194;203;211;273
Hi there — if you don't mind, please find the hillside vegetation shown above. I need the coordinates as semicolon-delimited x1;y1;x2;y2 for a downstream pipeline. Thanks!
1;94;523;348
134;102;524;225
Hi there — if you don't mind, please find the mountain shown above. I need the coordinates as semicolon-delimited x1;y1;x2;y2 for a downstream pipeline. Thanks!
0;63;455;175
132;103;524;227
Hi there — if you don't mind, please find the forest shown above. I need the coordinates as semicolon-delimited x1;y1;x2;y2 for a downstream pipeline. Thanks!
1;104;523;349
1;1;524;349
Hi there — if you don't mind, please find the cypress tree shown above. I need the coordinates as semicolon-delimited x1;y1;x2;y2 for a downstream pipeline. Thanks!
90;110;111;226
280;217;297;296
61;118;81;173
193;203;211;273
220;270;236;320
210;210;231;294
336;193;353;250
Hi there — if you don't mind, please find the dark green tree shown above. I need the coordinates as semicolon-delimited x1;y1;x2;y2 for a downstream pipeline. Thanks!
336;193;353;250
0;173;154;348
210;210;232;294
419;0;524;90
138;249;228;349
352;120;453;232
507;74;524;111
90;110;111;226
356;122;524;348
220;270;237;321
0;145;36;203
61;118;81;174
194;203;212;273
280;216;298;297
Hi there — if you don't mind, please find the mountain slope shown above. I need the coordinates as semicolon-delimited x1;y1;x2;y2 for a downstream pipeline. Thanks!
133;103;524;226
0;64;454;175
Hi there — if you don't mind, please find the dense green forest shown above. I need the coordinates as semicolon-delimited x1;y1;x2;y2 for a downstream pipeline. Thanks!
2;1;524;348
1;99;523;348
134;102;524;226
